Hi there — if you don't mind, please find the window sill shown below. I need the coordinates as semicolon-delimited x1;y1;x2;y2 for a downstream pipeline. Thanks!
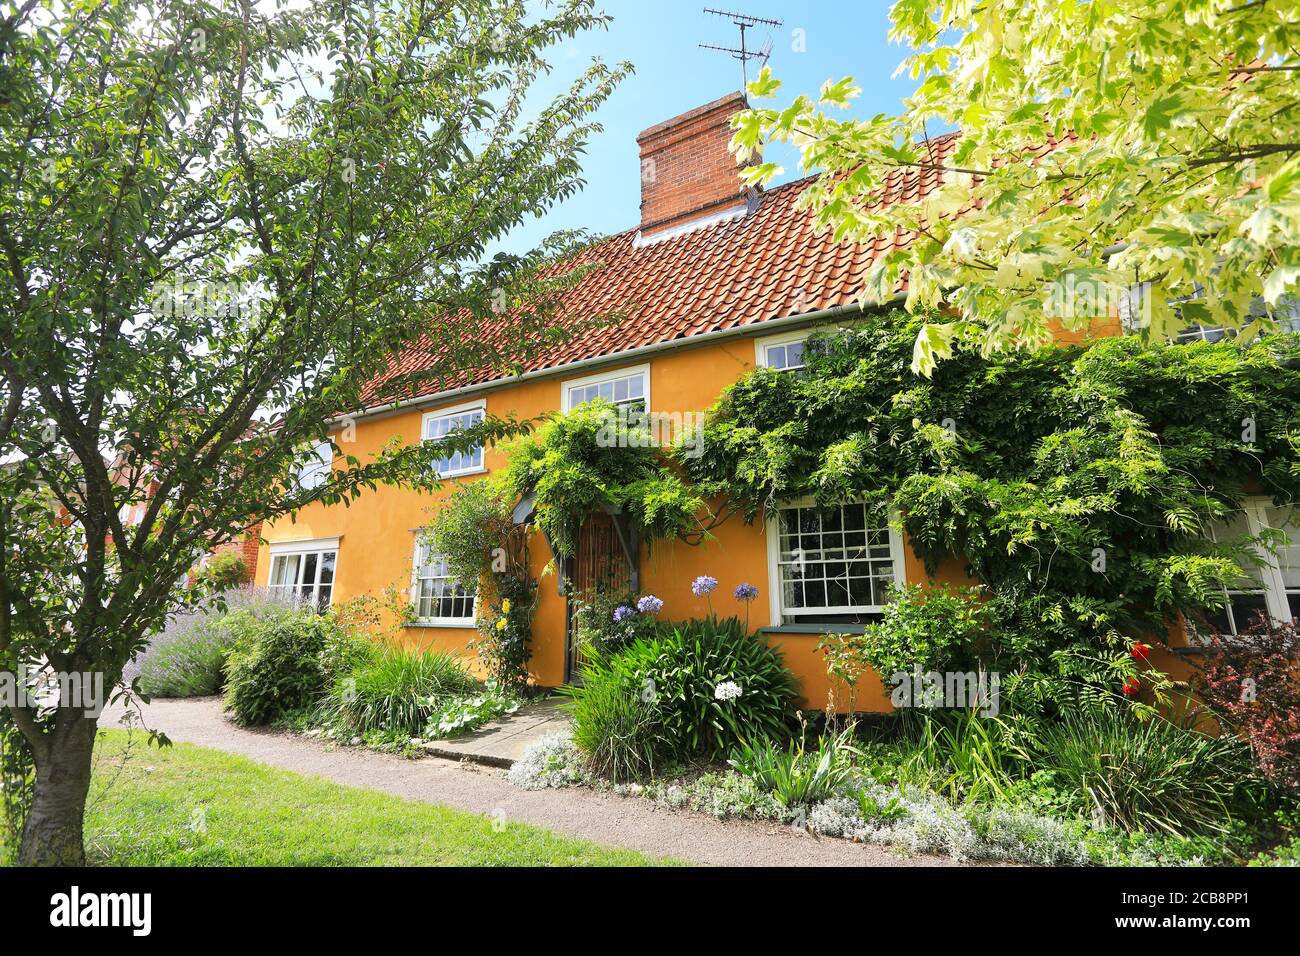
406;620;477;629
435;466;487;480
759;623;865;635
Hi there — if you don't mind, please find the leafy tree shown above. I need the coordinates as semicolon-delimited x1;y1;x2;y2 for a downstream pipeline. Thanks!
0;0;627;864
731;0;1300;374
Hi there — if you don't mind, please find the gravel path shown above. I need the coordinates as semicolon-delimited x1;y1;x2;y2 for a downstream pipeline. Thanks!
98;697;961;868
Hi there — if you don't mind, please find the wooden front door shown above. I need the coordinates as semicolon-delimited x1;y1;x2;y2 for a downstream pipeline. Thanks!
566;510;631;682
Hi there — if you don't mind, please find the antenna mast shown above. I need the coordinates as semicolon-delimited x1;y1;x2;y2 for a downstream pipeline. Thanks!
699;7;782;91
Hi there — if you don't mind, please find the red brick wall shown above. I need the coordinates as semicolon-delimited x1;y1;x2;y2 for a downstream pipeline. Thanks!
637;92;752;236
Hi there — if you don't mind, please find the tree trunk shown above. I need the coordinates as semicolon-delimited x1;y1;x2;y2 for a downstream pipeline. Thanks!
18;710;97;866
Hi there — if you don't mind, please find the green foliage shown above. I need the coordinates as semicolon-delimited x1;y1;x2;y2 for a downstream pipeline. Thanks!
498;400;707;557
563;653;662;783
635;616;799;760
859;584;992;680
0;0;627;863
195;551;248;591
137;588;295;698
0;709;34;856
425;684;520;739
735;3;1300;369
729;724;860;806
565;616;799;779
1027;708;1254;838
906;710;1018;804
570;587;659;654
319;646;478;739
222;609;345;727
424;482;515;594
425;482;537;688
690;313;1300;707
470;574;538;691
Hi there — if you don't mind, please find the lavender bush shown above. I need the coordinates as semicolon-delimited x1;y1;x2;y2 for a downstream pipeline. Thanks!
131;587;296;698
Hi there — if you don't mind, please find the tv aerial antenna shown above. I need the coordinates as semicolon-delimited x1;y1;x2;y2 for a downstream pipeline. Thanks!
699;8;783;91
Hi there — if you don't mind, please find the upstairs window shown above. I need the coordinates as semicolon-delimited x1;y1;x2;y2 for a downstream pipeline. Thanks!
295;441;332;491
757;332;809;372
562;365;649;413
422;402;485;478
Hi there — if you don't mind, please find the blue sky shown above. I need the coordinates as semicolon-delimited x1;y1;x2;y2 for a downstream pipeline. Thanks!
500;1;926;253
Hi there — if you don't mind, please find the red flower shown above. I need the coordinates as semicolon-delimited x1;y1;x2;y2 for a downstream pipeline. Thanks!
1130;642;1151;662
1122;677;1141;697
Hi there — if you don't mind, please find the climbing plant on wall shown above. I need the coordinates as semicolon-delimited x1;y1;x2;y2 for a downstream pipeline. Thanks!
497;399;710;558
685;309;1300;710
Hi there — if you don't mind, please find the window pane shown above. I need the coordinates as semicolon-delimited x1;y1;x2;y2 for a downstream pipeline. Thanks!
270;554;300;587
301;552;318;587
318;551;336;585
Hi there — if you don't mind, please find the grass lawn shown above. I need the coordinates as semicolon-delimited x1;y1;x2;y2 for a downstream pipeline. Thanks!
5;730;669;866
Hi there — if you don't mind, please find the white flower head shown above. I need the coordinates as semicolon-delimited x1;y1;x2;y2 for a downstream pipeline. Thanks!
714;680;743;702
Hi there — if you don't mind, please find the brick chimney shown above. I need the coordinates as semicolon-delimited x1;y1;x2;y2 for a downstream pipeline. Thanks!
636;91;754;241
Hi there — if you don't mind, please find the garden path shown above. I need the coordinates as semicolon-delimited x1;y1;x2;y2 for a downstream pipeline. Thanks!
98;697;961;867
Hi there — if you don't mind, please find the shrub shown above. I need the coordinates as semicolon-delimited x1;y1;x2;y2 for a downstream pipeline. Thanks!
563;649;662;782
570;587;659;654
565;615;798;777
637;615;798;759
222;608;344;726
507;731;591;790
729;724;860;806
0;708;34;854
1199;618;1300;792
906;709;1018;803
195;550;248;590
318;645;477;738
135;587;294;698
859;584;992;680
1032;706;1252;837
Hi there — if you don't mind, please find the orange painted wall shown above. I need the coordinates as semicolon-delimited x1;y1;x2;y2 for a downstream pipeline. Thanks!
256;318;1143;711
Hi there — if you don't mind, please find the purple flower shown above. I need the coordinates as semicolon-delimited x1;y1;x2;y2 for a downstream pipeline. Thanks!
636;594;663;615
691;575;719;597
613;605;633;623
734;583;759;602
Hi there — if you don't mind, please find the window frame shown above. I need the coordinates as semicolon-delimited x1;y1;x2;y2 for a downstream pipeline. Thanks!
754;329;811;371
266;537;339;610
764;497;907;625
1197;498;1300;638
294;440;333;491
421;399;487;479
409;537;478;628
560;363;650;413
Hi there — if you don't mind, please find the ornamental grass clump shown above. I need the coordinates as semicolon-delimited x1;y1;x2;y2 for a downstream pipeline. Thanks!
320;645;478;738
1031;707;1253;837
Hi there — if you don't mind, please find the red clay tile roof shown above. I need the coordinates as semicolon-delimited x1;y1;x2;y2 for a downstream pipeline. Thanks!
358;131;961;408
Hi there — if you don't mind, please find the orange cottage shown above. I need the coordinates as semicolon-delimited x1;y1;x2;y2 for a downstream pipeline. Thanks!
254;92;1296;710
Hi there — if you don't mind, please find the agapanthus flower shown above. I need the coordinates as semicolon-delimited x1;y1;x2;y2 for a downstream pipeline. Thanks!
714;680;743;702
691;575;719;597
734;583;759;602
636;594;664;615
613;605;633;623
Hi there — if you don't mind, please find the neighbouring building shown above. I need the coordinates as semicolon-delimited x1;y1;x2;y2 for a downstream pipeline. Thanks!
253;92;1300;709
